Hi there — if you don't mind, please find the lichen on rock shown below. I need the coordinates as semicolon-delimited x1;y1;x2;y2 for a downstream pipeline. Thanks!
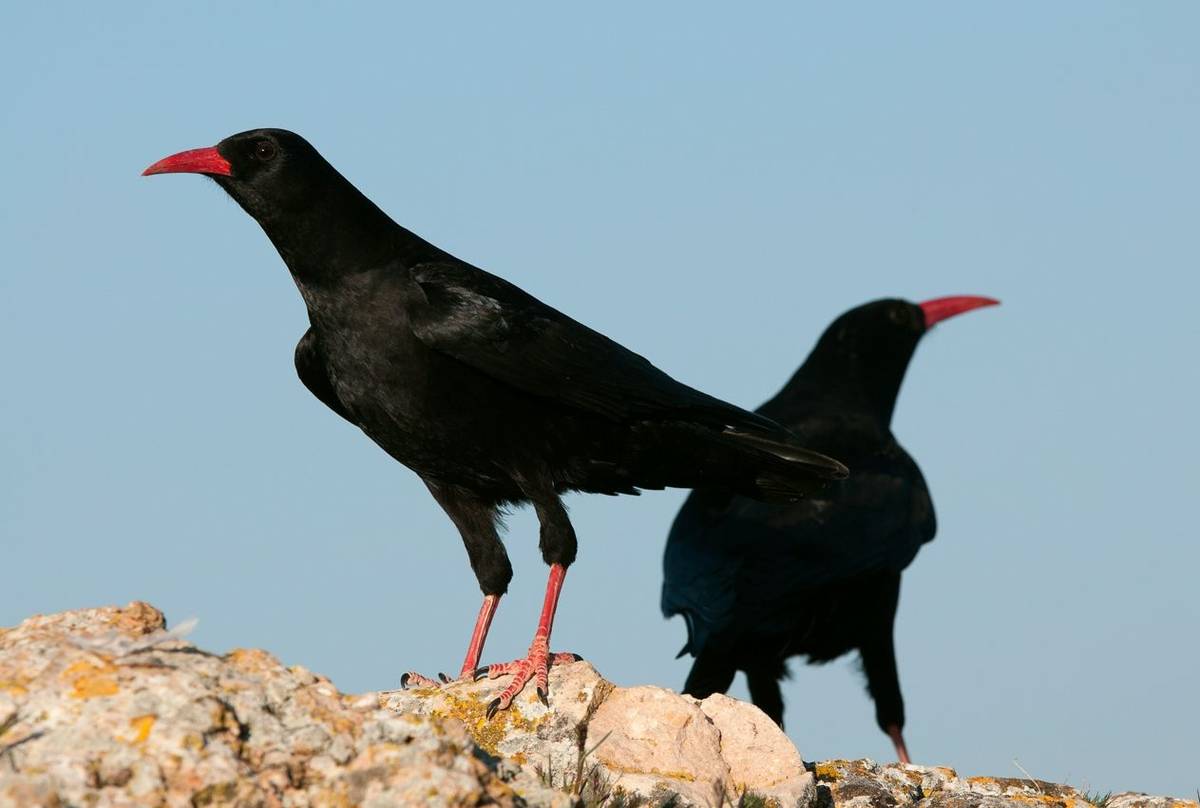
0;602;514;807
0;603;1194;808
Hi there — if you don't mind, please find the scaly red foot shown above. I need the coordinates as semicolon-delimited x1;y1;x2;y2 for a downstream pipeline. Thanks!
399;670;473;689
399;671;442;689
404;565;576;717
399;594;503;691
476;638;581;717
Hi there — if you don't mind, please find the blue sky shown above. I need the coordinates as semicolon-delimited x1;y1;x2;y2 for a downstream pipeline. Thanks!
2;2;1196;797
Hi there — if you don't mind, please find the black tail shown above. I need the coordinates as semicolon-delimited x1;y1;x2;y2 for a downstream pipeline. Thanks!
607;419;847;501
720;427;848;502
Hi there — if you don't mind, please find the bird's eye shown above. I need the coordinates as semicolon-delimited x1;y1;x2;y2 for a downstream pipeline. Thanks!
888;306;908;325
255;141;278;161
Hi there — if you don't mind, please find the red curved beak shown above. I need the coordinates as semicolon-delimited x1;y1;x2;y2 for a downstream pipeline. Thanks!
142;147;232;177
918;295;1000;328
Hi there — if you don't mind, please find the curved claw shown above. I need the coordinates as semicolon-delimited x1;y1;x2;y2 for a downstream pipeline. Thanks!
485;697;504;720
438;672;452;684
476;645;581;715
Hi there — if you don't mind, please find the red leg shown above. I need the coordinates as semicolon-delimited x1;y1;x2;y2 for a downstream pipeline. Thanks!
886;724;911;764
480;564;579;717
457;593;500;678
400;593;502;688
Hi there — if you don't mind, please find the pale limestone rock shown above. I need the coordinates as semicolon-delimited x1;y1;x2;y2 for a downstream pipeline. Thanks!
381;658;610;770
589;684;730;806
3;603;1195;808
1107;795;1200;808
384;662;816;807
698;692;816;807
811;759;1200;808
0;602;513;808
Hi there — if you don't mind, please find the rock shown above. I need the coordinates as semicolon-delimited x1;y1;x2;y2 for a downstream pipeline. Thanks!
587;684;729;806
810;760;1200;808
697;692;814;805
1107;796;1200;808
0;602;514;807
2;603;1196;808
382;658;611;791
382;661;814;807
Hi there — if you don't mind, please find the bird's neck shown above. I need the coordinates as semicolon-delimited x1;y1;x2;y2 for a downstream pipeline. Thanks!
269;194;430;276
760;357;906;428
236;173;447;311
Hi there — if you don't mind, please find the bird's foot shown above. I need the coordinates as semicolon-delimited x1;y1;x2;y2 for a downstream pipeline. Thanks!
399;671;442;689
474;640;581;717
399;669;476;690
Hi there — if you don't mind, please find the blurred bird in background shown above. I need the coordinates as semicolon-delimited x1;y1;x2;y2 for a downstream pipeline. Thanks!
662;295;998;762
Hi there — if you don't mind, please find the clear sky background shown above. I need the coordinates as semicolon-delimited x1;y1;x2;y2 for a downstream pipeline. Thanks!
2;2;1196;798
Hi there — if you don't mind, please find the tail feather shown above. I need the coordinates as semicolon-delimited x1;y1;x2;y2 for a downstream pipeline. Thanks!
612;419;847;502
719;427;848;501
723;427;849;479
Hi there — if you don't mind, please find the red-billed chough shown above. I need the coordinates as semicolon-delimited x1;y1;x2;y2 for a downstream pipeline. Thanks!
144;128;847;714
661;295;997;761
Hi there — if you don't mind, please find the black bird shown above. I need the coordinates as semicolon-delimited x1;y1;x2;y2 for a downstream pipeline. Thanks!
143;129;847;715
661;295;997;761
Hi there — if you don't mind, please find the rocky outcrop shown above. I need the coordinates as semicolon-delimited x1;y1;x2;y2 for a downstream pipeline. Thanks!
383;661;813;807
0;602;516;807
0;603;1194;808
808;760;1197;808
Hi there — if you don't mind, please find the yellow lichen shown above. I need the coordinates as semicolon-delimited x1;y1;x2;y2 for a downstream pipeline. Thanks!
596;759;698;782
0;680;29;697
64;660;119;699
427;690;548;756
128;714;156;745
311;788;354;808
814;762;844;781
225;648;283;675
964;777;1086;808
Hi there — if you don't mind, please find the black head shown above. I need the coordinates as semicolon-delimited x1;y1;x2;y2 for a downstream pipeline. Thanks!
810;298;926;374
143;128;338;222
784;296;999;424
143;129;410;284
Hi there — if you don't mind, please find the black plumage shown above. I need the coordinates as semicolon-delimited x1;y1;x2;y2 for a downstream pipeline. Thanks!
144;128;847;713
661;295;997;761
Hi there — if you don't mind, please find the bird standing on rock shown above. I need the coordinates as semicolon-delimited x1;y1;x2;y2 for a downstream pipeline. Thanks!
661;295;998;761
143;128;847;715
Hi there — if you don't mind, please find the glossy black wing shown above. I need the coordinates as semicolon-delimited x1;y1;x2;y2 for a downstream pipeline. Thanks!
662;441;934;656
408;262;796;434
